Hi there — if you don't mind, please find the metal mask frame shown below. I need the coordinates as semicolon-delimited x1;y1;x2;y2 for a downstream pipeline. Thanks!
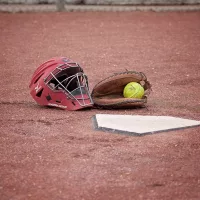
44;63;93;107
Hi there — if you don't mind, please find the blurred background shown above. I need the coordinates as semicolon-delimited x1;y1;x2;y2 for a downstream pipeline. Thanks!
0;0;200;12
1;0;200;4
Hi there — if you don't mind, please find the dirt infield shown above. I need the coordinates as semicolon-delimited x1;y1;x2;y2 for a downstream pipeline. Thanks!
0;11;200;200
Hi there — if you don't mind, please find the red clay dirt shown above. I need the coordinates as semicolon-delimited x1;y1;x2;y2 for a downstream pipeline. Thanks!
0;11;200;200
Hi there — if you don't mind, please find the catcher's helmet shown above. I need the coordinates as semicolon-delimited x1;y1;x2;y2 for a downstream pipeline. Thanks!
29;57;93;110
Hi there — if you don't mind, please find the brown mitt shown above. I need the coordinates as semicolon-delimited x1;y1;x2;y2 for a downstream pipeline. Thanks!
91;71;151;109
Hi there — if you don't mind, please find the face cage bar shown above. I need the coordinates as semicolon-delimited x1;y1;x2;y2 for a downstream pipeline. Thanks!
44;64;93;107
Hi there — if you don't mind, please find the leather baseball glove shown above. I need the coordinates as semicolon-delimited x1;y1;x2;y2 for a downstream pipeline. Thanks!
91;71;151;109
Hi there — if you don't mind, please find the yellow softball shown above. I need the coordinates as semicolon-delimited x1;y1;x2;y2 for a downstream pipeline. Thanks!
123;82;144;99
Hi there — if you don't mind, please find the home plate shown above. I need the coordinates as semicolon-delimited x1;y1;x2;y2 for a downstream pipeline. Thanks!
93;114;200;136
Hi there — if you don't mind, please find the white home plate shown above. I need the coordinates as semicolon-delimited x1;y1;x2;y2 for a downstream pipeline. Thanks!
93;114;200;136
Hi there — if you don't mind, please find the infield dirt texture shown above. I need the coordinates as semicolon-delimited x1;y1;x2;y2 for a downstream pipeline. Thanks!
0;11;200;200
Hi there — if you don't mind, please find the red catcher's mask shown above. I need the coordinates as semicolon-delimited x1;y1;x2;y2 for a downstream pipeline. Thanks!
29;57;93;110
